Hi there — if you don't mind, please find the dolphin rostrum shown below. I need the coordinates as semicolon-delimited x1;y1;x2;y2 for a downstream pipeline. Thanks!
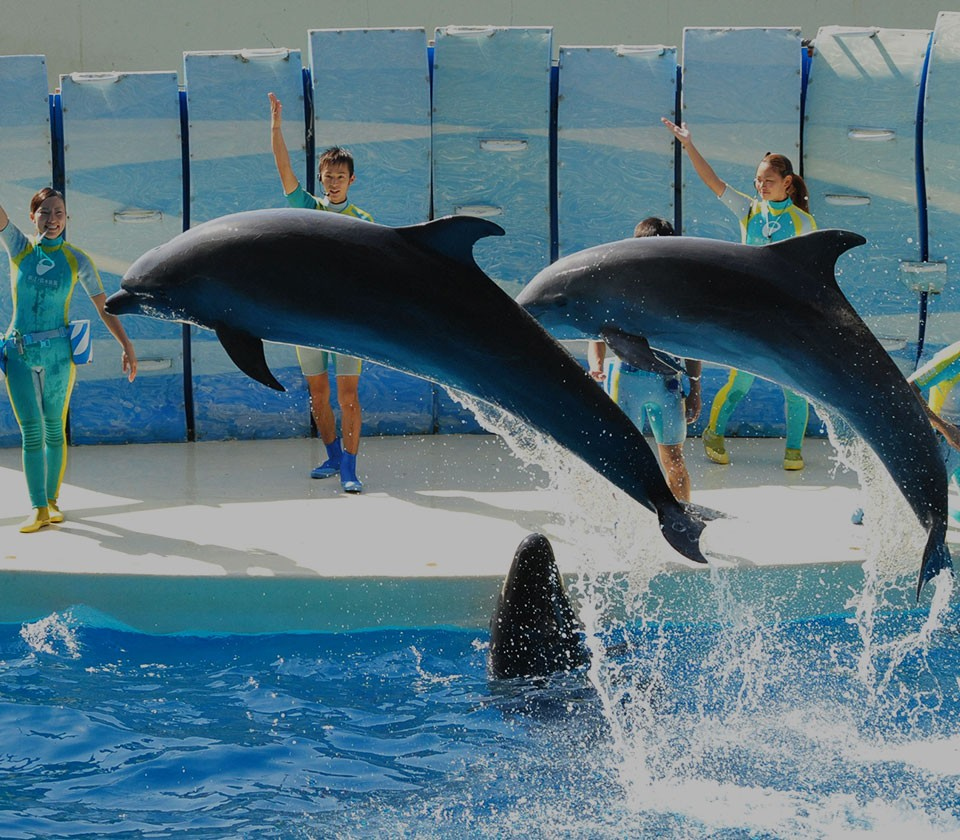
105;208;716;564
488;533;591;680
515;229;951;596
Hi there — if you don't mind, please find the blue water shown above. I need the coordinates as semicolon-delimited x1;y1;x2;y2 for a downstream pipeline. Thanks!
2;595;960;838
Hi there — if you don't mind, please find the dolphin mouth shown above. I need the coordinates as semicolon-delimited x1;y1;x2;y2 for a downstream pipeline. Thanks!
104;289;147;316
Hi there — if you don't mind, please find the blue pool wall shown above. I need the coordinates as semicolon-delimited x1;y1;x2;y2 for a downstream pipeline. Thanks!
1;17;959;447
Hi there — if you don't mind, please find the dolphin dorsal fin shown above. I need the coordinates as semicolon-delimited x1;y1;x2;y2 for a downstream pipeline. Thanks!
765;229;866;279
396;215;505;268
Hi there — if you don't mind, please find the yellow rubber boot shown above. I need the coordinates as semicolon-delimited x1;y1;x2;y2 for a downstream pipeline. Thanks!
20;507;51;533
702;428;730;465
783;448;804;471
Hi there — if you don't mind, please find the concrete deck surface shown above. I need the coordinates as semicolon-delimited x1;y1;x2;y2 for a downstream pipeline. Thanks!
0;434;945;632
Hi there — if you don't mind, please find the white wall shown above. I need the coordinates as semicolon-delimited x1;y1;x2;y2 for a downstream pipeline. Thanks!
1;0;956;88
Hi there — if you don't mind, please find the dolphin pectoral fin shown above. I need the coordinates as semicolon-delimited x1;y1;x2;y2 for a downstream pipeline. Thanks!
214;324;285;391
600;327;682;376
917;537;952;599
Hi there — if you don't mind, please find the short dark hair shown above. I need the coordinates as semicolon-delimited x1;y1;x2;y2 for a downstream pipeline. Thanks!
634;217;675;238
318;146;355;176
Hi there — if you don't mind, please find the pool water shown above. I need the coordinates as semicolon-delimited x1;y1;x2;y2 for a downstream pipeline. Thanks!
3;586;959;839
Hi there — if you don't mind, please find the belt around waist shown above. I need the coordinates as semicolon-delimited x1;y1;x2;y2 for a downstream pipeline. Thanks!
18;327;69;345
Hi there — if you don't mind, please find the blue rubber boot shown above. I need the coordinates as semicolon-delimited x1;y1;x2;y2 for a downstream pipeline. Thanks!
340;451;363;494
311;437;342;479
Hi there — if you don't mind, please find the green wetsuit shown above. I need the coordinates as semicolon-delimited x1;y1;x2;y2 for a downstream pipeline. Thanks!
910;339;960;488
1;222;103;508
707;189;818;448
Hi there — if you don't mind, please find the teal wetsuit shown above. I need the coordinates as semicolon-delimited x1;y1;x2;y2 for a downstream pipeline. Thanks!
1;222;103;508
605;354;689;447
285;183;373;377
910;339;960;425
910;340;960;488
707;188;817;449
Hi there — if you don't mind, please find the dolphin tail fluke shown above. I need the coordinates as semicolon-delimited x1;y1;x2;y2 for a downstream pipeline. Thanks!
658;502;723;565
917;536;953;599
685;501;728;522
215;324;285;391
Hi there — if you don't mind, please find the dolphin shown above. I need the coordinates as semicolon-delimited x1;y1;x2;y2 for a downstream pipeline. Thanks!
515;229;951;596
105;208;716;564
488;533;591;680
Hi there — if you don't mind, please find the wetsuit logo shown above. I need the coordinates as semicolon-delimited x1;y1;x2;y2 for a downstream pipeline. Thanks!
36;254;55;277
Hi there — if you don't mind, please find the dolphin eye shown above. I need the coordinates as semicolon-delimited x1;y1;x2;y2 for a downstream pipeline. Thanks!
553;295;568;308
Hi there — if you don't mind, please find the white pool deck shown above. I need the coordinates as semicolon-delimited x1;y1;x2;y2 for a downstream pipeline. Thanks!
0;434;948;633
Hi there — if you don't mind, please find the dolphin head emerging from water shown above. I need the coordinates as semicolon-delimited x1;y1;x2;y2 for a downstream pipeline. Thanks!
488;533;591;680
516;229;952;596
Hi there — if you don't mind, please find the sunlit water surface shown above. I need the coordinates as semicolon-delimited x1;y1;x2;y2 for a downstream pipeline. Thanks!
2;599;960;838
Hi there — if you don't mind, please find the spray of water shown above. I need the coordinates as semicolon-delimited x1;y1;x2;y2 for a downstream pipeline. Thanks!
816;403;955;700
446;386;958;833
20;610;82;658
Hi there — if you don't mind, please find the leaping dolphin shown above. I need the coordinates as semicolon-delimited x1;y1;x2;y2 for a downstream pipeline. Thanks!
105;208;716;565
488;533;591;680
515;229;951;596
